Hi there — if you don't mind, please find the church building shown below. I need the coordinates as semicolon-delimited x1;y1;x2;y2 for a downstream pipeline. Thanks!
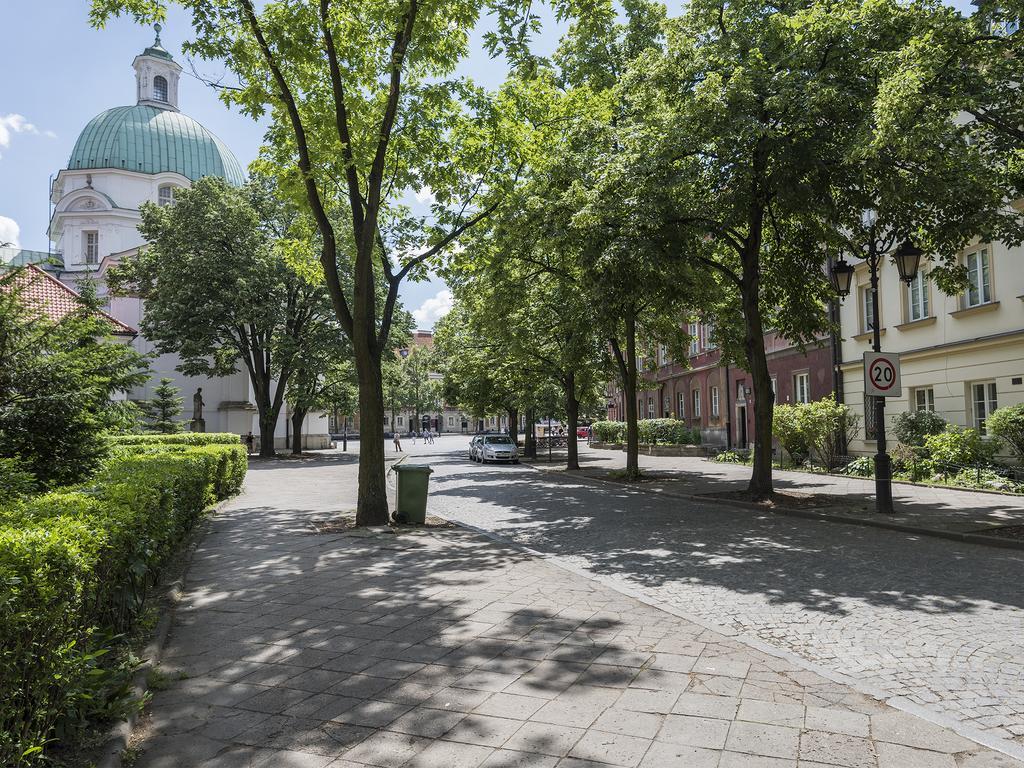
16;29;328;450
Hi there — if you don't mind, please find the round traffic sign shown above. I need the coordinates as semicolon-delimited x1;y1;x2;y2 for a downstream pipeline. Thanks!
869;358;897;391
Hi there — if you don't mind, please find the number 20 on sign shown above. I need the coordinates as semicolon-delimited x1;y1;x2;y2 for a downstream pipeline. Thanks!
864;351;902;398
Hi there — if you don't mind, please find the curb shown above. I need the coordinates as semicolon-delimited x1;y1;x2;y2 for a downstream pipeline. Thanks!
525;462;1024;552
434;509;1024;764
95;501;225;768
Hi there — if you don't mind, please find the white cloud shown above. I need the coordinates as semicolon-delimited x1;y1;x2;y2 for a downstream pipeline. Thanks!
0;114;54;159
412;289;453;328
0;215;20;248
414;186;436;205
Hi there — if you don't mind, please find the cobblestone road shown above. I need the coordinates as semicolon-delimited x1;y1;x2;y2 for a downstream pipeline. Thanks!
413;440;1024;753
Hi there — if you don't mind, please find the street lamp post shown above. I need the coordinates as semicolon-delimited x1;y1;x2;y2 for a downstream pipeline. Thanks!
831;217;922;515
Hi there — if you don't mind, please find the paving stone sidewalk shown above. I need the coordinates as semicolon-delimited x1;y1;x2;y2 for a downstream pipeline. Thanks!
530;445;1024;538
133;457;1021;767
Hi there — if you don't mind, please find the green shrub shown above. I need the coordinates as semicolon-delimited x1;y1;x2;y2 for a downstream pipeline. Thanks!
923;426;995;475
772;404;809;466
0;443;246;765
986;404;1024;461
841;456;875;477
106;432;242;447
801;395;858;470
0;457;37;501
712;450;747;464
590;421;625;443
893;410;947;447
948;467;1024;493
638;419;698;445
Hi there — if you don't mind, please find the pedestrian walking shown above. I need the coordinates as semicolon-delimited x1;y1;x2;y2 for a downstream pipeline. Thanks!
393;432;402;452
412;431;417;445
244;431;255;455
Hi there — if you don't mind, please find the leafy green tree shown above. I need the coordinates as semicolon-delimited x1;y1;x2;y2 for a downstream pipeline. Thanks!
986;404;1024;462
146;378;184;434
90;0;537;524
110;177;335;458
0;268;148;486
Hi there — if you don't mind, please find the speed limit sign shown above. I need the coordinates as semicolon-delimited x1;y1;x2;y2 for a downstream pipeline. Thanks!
864;351;902;397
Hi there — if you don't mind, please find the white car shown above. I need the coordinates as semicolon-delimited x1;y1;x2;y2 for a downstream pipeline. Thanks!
472;434;519;464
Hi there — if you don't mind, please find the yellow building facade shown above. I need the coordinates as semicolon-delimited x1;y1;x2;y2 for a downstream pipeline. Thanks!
839;236;1024;454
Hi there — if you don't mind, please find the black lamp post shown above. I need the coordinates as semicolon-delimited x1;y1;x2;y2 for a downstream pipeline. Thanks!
831;220;922;514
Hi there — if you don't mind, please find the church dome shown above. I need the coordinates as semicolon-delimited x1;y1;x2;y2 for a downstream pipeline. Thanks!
67;105;245;186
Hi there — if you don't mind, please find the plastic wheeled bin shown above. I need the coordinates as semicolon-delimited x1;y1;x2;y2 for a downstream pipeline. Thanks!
393;464;433;524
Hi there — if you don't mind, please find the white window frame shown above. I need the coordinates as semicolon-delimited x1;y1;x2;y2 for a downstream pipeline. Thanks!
794;372;810;404
158;184;176;206
964;248;992;308
448;416;454;426
704;323;717;350
677;391;686;419
692;389;701;418
914;387;935;412
647;397;655;419
861;285;876;333
907;271;929;322
710;386;720;417
972;381;998;434
770;376;778;402
83;230;99;265
658;344;667;366
688;322;700;356
397;416;404;426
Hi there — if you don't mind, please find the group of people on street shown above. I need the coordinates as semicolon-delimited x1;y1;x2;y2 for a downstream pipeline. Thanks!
393;429;437;452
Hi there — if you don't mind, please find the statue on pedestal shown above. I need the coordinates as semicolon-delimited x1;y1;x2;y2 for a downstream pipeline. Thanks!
190;387;206;433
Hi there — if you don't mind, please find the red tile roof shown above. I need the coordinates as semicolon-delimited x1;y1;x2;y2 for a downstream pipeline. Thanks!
3;264;136;335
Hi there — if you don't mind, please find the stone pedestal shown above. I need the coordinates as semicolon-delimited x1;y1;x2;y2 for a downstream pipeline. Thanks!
190;418;206;433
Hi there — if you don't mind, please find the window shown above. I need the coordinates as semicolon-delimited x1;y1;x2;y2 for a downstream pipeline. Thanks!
704;323;717;350
638;398;643;418
83;230;99;265
862;285;877;332
770;376;777;402
794;373;810;404
692;389;701;418
677;391;686;419
965;248;992;308
972;382;998;434
648;397;655;419
907;271;929;322
448;416;454;426
710;386;720;417
688;322;700;356
384;415;389;425
914;387;935;412
658;345;667;366
398;416;404;426
737;381;746;401
865;395;878;440
153;75;168;102
158;184;176;206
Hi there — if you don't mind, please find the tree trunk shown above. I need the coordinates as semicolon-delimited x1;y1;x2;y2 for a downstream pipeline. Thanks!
565;372;580;471
624;310;640;479
741;254;774;497
507;407;519;446
524;407;537;458
258;409;277;459
290;408;307;455
355;347;389;525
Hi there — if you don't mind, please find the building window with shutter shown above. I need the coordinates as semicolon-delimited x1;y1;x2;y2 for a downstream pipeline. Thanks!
84;231;99;264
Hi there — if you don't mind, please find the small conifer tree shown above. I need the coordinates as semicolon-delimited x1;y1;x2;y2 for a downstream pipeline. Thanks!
147;378;183;433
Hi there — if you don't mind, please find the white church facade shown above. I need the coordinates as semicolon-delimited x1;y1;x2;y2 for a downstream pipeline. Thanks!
28;29;329;450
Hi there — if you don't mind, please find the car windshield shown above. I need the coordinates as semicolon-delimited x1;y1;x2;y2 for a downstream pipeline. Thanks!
484;436;513;445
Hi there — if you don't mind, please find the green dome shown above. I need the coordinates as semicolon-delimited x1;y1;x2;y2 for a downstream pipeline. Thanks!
67;105;245;186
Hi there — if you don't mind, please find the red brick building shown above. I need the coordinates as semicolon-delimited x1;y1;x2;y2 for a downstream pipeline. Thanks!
607;326;834;449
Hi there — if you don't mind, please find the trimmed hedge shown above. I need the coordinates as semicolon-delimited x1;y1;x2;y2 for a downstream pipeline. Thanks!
591;419;700;445
0;442;246;764
106;432;242;447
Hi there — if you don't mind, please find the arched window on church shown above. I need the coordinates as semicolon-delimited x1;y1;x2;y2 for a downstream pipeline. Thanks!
153;75;168;102
158;184;176;206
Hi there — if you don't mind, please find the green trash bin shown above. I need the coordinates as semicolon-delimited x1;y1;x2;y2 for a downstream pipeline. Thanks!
393;464;433;524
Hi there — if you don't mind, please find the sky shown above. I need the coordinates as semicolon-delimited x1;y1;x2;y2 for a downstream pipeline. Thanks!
0;1;565;329
0;1;975;329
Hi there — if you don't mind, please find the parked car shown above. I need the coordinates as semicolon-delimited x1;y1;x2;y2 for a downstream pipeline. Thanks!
576;426;590;439
471;434;519;464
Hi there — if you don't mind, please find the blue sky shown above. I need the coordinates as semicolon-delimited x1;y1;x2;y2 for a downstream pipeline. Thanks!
0;1;566;328
0;1;973;327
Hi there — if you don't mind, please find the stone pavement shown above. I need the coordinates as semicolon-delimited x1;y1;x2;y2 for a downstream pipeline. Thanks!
530;445;1024;537
133;455;1021;767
